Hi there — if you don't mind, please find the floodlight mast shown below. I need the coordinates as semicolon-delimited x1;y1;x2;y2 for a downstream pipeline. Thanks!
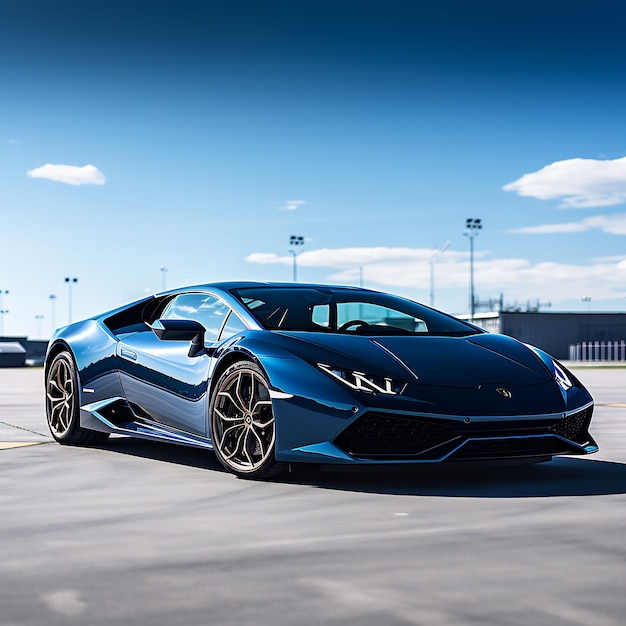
64;277;78;324
160;267;169;292
0;289;8;336
464;218;482;322
49;294;57;336
289;235;305;282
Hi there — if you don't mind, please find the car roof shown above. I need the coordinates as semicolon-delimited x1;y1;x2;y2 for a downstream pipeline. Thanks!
181;281;376;293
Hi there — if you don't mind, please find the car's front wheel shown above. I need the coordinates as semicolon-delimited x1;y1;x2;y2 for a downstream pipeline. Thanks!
209;361;286;479
45;351;110;445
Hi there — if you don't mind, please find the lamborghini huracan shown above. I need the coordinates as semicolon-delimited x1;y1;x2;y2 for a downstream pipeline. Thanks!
44;282;597;479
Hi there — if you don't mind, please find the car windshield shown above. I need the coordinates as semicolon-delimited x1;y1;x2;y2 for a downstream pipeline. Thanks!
231;287;481;336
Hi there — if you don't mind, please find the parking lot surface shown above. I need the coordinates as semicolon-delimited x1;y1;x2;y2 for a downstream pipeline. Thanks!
1;366;626;625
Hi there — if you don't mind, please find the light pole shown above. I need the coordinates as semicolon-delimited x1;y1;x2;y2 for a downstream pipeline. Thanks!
160;267;169;291
49;294;57;334
0;289;8;336
464;218;482;322
289;235;305;282
35;315;44;338
429;241;450;308
65;277;78;324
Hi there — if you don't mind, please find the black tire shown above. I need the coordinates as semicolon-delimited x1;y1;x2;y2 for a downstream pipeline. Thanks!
45;351;110;445
209;361;286;479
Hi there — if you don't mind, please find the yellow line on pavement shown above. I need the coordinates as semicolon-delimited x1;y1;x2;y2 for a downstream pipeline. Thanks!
598;403;626;408
0;441;48;450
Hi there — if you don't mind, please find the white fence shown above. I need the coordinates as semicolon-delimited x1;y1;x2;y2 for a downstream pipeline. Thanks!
569;340;626;362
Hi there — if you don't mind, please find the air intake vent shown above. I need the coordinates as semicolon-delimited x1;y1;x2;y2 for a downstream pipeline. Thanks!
334;412;456;458
550;406;593;444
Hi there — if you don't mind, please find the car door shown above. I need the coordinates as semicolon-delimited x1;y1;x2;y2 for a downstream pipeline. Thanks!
116;292;244;436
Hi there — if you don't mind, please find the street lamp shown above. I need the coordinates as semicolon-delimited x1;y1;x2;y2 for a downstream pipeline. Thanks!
35;315;44;338
49;294;57;334
289;235;305;282
0;310;8;336
160;267;169;291
464;218;482;322
65;277;78;324
429;241;450;308
0;289;8;336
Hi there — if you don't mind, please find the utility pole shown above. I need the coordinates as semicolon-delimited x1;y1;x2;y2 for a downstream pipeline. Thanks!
429;241;450;308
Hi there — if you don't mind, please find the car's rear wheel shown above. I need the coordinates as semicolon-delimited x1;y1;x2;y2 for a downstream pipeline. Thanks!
210;361;286;479
45;351;110;445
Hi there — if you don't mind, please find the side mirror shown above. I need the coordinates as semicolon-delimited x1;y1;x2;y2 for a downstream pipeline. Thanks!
150;319;207;357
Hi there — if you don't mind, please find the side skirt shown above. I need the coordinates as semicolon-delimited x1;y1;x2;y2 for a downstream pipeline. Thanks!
80;397;214;450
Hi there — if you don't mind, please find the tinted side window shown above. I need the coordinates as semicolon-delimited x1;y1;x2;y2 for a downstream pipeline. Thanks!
219;311;247;341
162;294;230;342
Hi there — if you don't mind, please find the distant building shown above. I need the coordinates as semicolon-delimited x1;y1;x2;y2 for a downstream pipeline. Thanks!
0;341;26;367
0;337;48;366
463;312;626;360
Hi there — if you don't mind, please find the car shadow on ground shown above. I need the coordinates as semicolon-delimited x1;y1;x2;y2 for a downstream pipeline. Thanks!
96;437;626;498
288;457;626;498
96;437;227;472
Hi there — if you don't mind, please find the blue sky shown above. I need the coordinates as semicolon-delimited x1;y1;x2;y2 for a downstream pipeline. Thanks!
2;0;626;338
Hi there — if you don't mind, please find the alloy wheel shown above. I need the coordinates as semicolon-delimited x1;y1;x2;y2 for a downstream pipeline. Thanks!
46;356;75;438
212;366;276;474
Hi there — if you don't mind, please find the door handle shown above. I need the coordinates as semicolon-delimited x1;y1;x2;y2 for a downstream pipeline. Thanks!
120;348;137;362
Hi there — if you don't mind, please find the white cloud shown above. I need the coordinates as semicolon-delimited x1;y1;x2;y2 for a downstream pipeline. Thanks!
591;254;626;263
586;214;626;235
246;247;468;270
246;246;626;304
280;200;306;211
503;156;626;208
510;212;626;235
510;222;587;235
246;252;291;265
27;164;106;186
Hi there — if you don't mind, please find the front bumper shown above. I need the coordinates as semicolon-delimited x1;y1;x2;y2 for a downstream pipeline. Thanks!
261;356;597;466
273;399;597;465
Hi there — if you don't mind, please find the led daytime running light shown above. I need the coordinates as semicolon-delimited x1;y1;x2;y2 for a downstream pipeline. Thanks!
317;363;404;395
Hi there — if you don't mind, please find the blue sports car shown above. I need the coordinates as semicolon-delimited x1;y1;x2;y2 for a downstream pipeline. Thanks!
44;282;597;479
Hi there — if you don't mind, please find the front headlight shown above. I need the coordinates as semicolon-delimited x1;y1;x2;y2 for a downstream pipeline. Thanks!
553;360;573;391
317;363;406;395
525;344;575;392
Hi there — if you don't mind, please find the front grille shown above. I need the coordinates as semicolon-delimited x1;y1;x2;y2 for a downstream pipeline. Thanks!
334;412;456;457
334;405;595;461
550;406;593;444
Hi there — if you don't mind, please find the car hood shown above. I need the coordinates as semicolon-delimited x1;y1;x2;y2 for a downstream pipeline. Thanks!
274;331;553;389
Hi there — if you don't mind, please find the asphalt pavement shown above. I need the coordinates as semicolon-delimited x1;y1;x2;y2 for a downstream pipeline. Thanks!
1;366;626;625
